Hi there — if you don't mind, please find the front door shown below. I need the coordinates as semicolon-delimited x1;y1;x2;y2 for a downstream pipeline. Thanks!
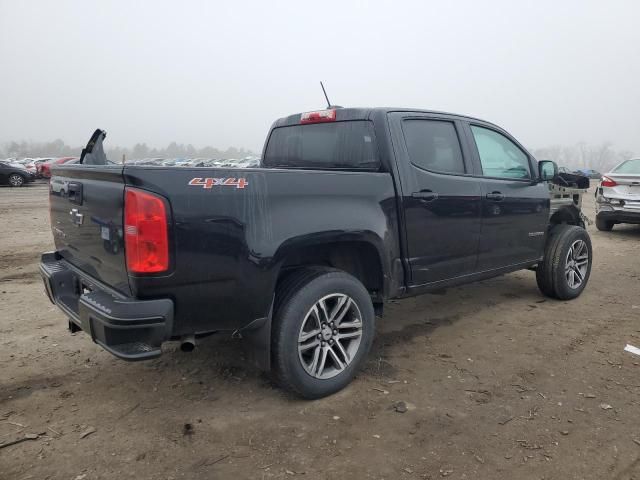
392;114;482;285
465;123;549;270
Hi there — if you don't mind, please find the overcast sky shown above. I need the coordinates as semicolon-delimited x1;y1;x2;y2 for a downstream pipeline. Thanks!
1;0;639;153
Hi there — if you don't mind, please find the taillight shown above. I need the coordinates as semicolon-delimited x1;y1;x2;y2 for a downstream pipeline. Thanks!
601;176;617;187
124;188;169;273
300;109;336;124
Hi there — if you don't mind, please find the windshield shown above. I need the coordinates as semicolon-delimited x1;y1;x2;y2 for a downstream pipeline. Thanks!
263;121;379;170
613;159;640;174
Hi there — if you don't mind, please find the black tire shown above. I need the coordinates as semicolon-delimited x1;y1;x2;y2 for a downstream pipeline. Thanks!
272;267;375;399
8;173;25;187
535;226;565;298
536;225;592;300
595;216;614;231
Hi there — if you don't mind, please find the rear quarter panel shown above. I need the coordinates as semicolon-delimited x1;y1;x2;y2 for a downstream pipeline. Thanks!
124;167;400;335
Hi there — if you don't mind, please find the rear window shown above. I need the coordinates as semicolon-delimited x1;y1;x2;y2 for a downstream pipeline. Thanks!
402;119;465;174
613;159;640;174
263;121;379;170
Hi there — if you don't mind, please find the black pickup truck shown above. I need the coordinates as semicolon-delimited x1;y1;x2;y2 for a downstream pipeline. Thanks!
41;107;593;398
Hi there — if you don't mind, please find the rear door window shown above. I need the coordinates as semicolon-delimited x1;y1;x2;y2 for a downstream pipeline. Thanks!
263;121;379;170
401;120;466;174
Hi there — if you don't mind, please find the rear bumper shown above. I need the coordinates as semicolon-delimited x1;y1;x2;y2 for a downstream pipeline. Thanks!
596;210;640;224
40;252;173;360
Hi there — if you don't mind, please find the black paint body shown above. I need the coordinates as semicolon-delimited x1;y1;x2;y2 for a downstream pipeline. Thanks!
45;108;551;362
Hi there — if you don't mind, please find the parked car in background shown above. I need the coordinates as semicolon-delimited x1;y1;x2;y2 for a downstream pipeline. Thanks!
25;158;52;176
37;157;77;178
574;168;602;180
0;160;36;186
595;158;640;231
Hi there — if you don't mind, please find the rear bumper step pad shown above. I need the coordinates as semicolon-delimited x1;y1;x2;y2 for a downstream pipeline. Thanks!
40;252;174;361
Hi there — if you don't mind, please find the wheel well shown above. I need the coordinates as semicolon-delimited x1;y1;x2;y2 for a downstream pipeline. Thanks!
550;206;581;226
277;241;384;301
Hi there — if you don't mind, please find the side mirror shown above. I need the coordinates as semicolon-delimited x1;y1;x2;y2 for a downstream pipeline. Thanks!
538;160;558;182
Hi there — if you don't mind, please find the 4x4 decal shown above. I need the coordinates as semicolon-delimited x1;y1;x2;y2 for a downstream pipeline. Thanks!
188;177;248;189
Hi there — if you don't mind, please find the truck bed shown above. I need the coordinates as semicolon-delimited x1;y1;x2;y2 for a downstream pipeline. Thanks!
47;163;400;348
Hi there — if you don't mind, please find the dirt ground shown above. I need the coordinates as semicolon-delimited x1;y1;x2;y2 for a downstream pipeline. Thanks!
1;183;640;480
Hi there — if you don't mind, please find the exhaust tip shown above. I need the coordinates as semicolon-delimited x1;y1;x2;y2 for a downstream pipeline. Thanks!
180;335;196;353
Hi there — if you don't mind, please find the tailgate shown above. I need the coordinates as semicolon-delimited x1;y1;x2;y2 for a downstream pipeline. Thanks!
49;130;131;295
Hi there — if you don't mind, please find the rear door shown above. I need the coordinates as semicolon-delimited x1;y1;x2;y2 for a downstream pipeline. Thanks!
49;130;130;294
389;113;482;285
463;122;548;270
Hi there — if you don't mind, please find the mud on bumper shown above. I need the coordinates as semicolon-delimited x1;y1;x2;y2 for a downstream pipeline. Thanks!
40;252;173;360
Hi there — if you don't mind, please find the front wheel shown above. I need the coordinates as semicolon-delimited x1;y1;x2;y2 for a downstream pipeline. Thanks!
536;225;593;300
272;268;375;399
8;174;25;187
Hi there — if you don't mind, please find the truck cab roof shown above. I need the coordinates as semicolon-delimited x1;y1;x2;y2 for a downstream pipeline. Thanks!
272;107;502;130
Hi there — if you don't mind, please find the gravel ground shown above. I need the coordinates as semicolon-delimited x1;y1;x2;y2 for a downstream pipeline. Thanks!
1;183;640;480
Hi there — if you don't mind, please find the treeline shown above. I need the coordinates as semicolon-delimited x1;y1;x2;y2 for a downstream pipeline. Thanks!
532;142;635;172
1;139;257;160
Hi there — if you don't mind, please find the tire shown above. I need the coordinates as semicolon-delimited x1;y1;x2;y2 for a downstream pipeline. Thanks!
536;225;592;300
8;174;25;187
535;226;564;298
595;216;614;231
272;268;375;399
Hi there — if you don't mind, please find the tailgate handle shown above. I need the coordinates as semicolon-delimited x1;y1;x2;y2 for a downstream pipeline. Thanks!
67;182;83;205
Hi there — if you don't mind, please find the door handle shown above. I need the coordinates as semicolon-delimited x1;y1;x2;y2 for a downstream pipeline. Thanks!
486;191;505;201
412;190;439;201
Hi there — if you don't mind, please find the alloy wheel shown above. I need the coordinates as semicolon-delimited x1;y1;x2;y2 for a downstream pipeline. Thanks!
9;174;24;187
297;293;363;379
565;239;589;289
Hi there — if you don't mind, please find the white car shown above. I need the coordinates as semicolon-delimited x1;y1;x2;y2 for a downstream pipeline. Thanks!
595;158;640;231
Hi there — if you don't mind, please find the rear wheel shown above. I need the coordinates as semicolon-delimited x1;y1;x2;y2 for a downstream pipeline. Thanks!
8;174;25;187
536;225;592;300
272;268;375;399
595;217;614;231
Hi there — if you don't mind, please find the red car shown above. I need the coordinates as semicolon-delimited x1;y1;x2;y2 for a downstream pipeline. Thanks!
37;157;77;178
